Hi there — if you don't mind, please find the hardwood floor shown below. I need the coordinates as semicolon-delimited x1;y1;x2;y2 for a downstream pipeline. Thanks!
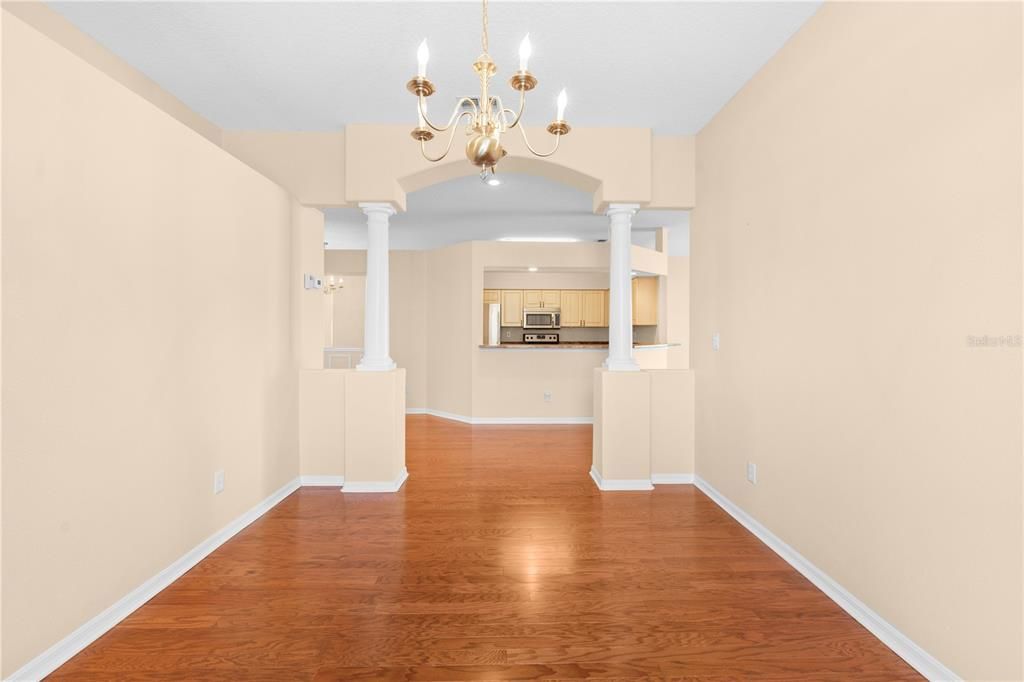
52;415;919;680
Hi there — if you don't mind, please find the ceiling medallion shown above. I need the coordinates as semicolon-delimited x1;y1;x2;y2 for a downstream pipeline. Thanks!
407;0;570;183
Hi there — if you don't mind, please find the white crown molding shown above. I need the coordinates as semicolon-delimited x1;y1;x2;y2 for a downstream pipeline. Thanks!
298;475;345;487
341;467;409;493
589;466;653;491
7;476;303;682
694;476;960;682
651;473;694;484
408;408;592;425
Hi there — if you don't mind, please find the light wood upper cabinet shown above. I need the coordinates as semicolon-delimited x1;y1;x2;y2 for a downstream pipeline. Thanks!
632;277;658;326
582;290;607;327
524;290;561;309
500;290;523;326
560;290;581;327
487;288;612;327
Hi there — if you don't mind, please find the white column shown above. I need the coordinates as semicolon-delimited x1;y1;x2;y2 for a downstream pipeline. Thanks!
357;203;397;371
604;203;640;372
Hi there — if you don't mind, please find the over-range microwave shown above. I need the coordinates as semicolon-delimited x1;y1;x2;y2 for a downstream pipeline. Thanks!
523;308;561;329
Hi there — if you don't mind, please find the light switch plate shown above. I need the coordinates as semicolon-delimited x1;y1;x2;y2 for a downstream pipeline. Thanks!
712;332;721;351
214;470;225;494
543;391;552;402
746;462;757;484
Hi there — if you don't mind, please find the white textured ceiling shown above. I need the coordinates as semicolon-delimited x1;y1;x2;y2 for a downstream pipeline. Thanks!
324;173;690;254
49;1;821;134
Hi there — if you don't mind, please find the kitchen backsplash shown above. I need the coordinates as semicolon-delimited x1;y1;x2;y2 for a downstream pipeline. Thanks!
498;325;658;344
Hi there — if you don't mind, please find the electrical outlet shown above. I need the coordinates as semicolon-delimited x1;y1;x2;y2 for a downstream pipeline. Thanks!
746;462;757;484
712;332;721;351
543;391;552;402
214;470;225;494
505;329;512;339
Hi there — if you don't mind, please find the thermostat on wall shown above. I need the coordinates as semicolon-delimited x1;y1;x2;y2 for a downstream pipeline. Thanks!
303;273;323;290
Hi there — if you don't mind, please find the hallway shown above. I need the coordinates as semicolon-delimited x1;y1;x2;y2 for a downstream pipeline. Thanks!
52;416;918;679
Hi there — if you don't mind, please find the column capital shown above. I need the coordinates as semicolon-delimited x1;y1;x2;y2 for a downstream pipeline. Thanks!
606;203;640;217
359;202;397;217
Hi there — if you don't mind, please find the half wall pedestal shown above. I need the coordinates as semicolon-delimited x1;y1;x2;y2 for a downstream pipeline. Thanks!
298;368;407;492
591;368;694;490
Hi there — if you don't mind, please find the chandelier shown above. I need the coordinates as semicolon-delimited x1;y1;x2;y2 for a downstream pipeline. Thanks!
407;0;570;183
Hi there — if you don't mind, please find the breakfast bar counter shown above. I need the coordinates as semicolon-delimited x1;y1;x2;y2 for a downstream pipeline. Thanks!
478;342;680;351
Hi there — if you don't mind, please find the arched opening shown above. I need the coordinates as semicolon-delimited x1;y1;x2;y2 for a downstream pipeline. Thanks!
322;171;689;420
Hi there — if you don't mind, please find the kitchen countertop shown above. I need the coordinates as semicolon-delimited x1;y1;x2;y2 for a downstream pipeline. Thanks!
478;342;681;351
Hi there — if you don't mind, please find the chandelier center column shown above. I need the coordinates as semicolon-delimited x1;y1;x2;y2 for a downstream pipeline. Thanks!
604;204;640;372
357;203;397;372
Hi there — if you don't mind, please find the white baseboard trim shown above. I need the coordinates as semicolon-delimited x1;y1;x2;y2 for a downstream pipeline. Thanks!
342;467;409;493
651;473;694;484
693;476;960;682
7;476;303;682
408;408;592;425
589;466;654;491
298;475;345;487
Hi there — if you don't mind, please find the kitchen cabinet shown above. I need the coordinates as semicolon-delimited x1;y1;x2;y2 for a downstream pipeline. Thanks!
500;290;523;326
524;290;560;309
581;290;607;327
560;290;581;327
632;277;658;326
487;288;611;328
557;290;607;327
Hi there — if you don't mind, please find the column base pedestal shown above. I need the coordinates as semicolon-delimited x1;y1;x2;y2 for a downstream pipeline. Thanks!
356;356;397;372
602;357;640;372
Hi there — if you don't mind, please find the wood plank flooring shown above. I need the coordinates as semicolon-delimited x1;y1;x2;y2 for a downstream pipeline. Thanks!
51;415;919;680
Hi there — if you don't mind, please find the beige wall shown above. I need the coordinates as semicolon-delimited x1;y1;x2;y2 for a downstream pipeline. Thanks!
223;131;347;208
426;243;474;416
650;370;694;477
292;203;326;370
1;5;5;674
1;12;301;675
692;2;1022;679
330;276;366;348
390;251;428;410
483;271;609;290
299;369;346;477
666;256;690;368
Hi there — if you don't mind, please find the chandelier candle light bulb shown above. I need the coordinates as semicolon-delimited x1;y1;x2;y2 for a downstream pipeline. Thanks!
417;40;429;78
407;0;571;171
519;34;531;71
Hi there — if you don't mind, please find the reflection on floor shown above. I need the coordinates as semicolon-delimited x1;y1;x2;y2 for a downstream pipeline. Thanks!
52;415;919;680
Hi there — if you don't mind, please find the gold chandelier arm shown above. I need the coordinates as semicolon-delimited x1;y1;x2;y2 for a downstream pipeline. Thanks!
420;110;474;162
418;96;479;133
516;122;564;158
503;90;528;129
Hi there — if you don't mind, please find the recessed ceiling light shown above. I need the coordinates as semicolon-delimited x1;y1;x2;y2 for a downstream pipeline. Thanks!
527;266;539;272
498;237;581;243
